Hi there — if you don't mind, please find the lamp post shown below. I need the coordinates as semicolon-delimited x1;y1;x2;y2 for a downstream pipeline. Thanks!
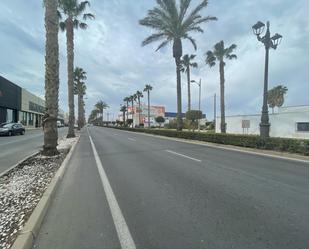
252;21;282;138
191;78;202;131
214;93;216;132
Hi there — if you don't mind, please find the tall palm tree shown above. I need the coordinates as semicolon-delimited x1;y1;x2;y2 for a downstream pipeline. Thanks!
135;90;143;126
120;105;127;125
128;95;135;120
143;84;153;128
95;100;109;123
180;54;198;112
58;0;94;138
205;40;237;133
42;0;59;156
123;96;130;122
73;67;87;130
139;0;217;131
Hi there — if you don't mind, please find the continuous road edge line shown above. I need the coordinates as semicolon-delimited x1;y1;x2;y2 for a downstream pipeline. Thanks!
88;131;137;249
108;128;309;164
10;136;80;249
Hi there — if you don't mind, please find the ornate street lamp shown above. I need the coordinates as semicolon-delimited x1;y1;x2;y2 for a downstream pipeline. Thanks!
252;21;282;138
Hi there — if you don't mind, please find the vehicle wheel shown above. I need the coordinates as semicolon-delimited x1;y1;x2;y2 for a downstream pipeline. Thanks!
21;130;25;135
8;131;12;136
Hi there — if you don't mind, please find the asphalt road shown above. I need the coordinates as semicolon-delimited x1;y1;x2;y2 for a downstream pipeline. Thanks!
0;127;67;174
33;126;309;249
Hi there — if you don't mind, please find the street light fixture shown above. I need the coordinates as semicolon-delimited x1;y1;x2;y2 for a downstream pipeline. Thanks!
252;21;282;138
190;79;202;132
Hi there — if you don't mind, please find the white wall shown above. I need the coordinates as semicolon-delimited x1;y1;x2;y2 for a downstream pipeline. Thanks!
216;105;309;139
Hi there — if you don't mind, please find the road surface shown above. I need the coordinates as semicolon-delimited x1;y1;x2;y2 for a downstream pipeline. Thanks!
0;128;67;174
33;126;309;249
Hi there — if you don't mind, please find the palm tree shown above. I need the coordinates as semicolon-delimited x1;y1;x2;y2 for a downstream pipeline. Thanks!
205;40;237;133
120;105;127;125
268;85;288;113
180;54;198;112
128;95;135;120
73;67;87;130
139;0;217;131
95;100;109;123
135;90;144;126
42;0;59;156
58;0;94;138
143;84;153;128
144;84;152;128
123;96;130;122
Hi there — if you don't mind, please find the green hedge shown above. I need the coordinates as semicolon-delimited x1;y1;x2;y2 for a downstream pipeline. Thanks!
109;127;309;156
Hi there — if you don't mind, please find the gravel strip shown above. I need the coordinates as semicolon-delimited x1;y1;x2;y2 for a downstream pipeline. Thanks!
0;137;78;249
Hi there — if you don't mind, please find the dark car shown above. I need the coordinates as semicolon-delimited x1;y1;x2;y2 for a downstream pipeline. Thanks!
0;123;25;136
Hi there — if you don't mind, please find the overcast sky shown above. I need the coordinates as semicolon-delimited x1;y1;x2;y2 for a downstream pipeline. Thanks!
0;0;308;120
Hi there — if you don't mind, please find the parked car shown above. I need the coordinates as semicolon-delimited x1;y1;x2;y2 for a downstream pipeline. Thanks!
0;123;25;136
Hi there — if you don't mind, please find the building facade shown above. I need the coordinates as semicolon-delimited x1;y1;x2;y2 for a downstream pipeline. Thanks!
19;89;45;127
216;105;309;139
0;75;65;128
0;76;21;124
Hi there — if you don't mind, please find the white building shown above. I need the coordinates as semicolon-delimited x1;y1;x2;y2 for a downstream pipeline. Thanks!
216;105;309;139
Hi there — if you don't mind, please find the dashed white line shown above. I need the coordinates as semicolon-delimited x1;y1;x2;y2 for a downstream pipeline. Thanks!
128;138;136;141
88;132;137;249
165;150;202;162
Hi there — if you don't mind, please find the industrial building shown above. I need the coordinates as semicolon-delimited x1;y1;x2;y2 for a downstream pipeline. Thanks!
0;75;64;128
216;105;309;139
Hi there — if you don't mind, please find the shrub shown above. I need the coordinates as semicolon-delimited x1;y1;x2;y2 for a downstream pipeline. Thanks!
108;127;309;156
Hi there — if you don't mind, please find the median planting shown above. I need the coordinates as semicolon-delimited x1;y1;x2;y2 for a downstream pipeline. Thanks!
109;127;309;156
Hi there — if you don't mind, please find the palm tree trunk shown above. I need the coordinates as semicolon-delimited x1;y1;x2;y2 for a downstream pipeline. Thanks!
66;16;75;138
126;101;129;123
175;57;183;131
219;61;226;133
77;94;81;130
147;91;150;128
187;66;191;112
43;0;59;156
173;38;183;131
138;99;141;126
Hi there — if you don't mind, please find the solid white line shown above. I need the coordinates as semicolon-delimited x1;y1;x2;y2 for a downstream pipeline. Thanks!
128;138;136;141
88;132;137;249
165;149;202;162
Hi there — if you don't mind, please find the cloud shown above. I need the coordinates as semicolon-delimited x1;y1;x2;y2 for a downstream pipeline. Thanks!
0;0;308;121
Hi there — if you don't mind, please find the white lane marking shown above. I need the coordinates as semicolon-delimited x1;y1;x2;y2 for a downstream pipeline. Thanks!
114;133;118;136
88;132;137;249
128;138;136;142
165;150;202;162
116;129;309;164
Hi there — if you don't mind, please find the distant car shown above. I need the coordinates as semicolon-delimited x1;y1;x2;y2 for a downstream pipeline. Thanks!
0;123;25;136
57;121;64;128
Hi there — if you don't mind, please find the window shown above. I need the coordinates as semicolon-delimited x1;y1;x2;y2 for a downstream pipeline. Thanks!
296;122;309;132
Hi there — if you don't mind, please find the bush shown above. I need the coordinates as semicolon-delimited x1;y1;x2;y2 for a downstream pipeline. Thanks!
108;127;309;156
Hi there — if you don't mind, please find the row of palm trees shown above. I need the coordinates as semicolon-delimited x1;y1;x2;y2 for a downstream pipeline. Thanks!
139;0;237;133
43;0;93;155
88;100;109;123
122;84;153;127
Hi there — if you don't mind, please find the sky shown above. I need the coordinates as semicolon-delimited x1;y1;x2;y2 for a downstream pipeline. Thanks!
0;0;308;121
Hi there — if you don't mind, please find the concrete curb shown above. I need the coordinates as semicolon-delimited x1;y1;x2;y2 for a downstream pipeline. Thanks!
10;136;80;249
108;127;309;164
